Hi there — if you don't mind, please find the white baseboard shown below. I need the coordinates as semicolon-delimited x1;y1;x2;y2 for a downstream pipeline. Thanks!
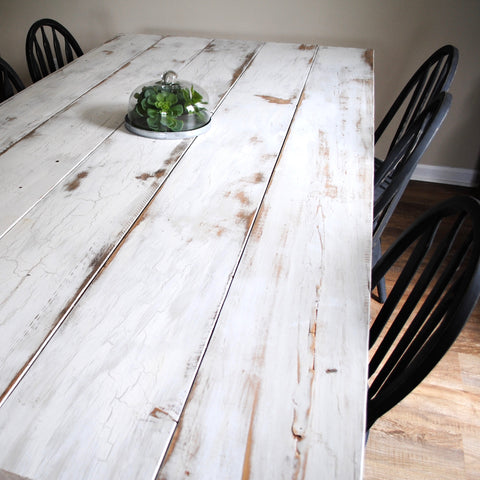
412;164;479;187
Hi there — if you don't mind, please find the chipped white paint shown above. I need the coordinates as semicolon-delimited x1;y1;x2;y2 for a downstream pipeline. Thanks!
0;37;262;401
159;46;374;480
0;35;238;236
0;37;373;480
0;34;162;152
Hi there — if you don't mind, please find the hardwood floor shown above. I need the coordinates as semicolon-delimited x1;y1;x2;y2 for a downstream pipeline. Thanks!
364;180;480;480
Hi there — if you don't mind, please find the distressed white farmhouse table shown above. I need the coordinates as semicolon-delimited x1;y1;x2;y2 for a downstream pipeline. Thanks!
0;34;373;479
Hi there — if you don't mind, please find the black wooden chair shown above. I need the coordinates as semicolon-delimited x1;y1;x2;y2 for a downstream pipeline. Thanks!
375;45;458;167
373;46;458;302
373;92;452;302
368;195;480;431
0;57;25;102
26;18;83;83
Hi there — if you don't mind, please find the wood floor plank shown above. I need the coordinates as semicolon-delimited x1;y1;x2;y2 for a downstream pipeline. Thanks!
459;352;480;390
463;429;480;480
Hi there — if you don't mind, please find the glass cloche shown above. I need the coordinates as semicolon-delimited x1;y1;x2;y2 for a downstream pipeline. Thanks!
125;70;211;139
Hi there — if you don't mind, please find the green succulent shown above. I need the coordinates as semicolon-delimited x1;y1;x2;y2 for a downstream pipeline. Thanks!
181;86;207;114
133;83;207;132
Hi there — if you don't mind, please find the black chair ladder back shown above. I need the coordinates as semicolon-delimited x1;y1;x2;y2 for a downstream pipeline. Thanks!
0;57;25;102
26;18;83;83
372;91;452;302
368;195;480;431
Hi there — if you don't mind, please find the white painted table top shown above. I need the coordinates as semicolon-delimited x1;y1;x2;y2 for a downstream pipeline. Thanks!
0;34;373;480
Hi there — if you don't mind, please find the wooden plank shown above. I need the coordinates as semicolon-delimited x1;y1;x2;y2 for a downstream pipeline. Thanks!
0;35;221;237
0;41;317;479
0;470;32;480
158;47;374;479
0;38;261;402
0;34;162;153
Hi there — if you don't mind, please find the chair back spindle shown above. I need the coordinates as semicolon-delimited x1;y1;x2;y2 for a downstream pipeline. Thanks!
373;92;452;246
368;196;480;430
372;46;458;303
375;45;458;156
26;18;83;83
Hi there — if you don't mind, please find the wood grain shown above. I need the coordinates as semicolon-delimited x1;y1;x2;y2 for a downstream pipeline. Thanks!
0;35;220;236
0;34;162;153
0;37;261;402
0;41;323;480
158;46;374;480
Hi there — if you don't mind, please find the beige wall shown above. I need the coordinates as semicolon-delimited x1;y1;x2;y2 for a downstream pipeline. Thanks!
1;0;479;177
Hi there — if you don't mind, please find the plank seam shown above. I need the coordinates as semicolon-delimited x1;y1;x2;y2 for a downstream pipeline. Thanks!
153;43;320;478
0;35;164;157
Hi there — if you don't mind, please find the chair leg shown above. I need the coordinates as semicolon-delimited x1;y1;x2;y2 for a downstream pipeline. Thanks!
376;276;387;303
372;240;387;303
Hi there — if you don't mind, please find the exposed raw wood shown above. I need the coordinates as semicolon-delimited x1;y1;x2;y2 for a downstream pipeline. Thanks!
159;46;374;480
0;37;262;404
0;470;32;480
1;35;250;236
0;34;162;152
0;36;373;480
